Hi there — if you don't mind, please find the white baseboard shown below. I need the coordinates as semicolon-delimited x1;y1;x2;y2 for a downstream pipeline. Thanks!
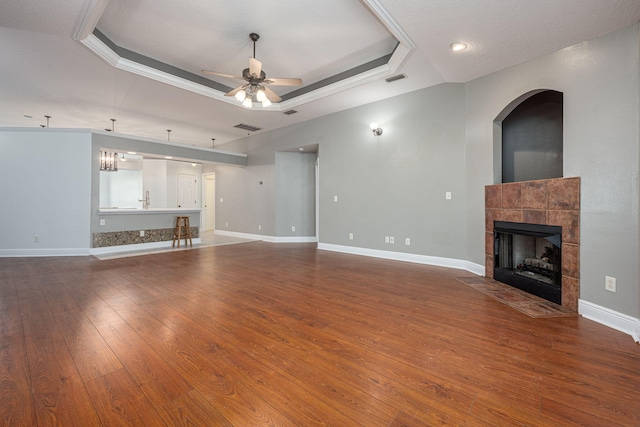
317;243;485;276
0;248;90;257
273;236;317;243
579;299;640;343
214;230;316;243
90;239;202;256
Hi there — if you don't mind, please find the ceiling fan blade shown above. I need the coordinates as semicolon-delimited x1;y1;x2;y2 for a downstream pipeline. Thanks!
225;85;247;97
202;69;245;81
263;86;282;103
249;57;262;78
264;77;303;87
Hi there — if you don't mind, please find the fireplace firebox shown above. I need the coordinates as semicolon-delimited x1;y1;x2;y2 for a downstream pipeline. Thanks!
494;221;562;304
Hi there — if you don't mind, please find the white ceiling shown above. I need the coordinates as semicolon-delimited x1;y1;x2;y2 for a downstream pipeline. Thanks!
1;0;639;149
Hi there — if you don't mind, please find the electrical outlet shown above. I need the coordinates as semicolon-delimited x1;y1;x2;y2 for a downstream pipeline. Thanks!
349;233;353;240
389;236;395;244
446;192;452;200
292;226;296;232
225;222;228;227
34;235;39;243
139;230;145;237
258;224;262;230
385;236;389;243
334;195;338;202
100;219;105;226
605;276;616;292
405;238;411;246
220;197;224;202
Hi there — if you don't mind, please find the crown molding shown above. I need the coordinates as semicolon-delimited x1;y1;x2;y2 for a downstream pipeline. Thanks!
73;0;110;40
73;0;414;110
78;33;119;66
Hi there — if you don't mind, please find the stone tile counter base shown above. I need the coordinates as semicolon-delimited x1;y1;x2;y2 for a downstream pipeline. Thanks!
93;227;199;248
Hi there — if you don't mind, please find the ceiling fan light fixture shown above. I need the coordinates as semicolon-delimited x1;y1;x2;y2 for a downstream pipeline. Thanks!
235;90;247;102
256;89;267;102
203;33;302;109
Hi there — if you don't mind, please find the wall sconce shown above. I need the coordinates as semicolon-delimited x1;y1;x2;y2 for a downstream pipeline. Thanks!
370;123;383;136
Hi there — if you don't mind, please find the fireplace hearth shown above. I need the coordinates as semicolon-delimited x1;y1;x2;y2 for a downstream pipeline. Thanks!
494;221;562;304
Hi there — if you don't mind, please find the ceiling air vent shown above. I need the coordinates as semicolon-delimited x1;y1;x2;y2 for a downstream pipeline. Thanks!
283;109;298;115
233;123;262;132
385;74;407;83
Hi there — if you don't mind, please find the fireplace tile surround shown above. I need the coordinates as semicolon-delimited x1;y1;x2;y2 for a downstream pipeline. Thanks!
485;177;580;311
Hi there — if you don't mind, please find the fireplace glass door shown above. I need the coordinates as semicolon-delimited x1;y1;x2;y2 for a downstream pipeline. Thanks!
494;221;562;304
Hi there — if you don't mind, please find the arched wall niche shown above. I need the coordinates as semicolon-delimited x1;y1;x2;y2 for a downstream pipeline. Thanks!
492;89;563;183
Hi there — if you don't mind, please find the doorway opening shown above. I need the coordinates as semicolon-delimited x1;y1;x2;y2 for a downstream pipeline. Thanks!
202;173;216;232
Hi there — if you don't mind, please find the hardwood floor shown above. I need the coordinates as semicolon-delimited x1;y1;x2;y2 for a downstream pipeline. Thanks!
1;242;638;426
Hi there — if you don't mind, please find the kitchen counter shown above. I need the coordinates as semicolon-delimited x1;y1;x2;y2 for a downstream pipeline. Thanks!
98;208;201;214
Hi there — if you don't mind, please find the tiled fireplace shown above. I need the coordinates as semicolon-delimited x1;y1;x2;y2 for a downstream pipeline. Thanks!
485;177;580;311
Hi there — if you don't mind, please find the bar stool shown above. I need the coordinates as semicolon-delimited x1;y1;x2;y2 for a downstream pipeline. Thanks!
172;216;193;248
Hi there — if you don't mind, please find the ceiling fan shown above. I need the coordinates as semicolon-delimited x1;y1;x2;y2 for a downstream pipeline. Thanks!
202;33;303;108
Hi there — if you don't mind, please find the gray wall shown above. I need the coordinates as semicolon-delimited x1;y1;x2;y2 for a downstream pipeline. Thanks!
465;24;639;316
318;84;467;256
275;152;316;237
212;124;319;239
0;129;92;254
215;162;276;235
215;83;467;257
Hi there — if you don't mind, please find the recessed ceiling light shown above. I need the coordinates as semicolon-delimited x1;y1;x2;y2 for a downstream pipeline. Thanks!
298;147;304;151
127;151;137;155
164;156;173;159
451;42;467;52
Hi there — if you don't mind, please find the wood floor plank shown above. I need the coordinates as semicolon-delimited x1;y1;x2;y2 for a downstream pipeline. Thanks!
156;389;234;427
137;299;359;426
129;305;332;425
0;293;22;337
22;305;101;426
540;396;629;427
55;310;123;382
0;334;37;426
2;243;639;426
95;318;192;406
84;368;168;426
168;295;430;425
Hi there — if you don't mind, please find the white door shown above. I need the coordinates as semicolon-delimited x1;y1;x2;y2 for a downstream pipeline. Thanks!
203;175;215;231
177;173;197;208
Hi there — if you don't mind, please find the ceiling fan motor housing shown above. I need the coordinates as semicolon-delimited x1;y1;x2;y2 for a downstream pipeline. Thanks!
242;68;266;83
